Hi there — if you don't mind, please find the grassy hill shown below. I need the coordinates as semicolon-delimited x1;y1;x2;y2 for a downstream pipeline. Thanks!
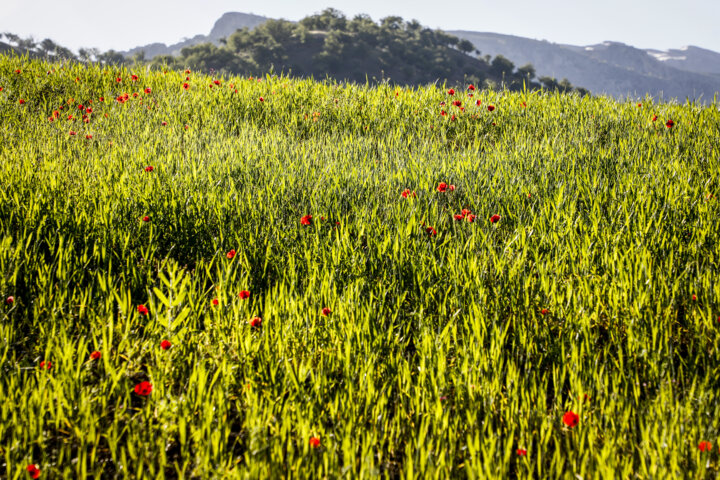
1;55;719;478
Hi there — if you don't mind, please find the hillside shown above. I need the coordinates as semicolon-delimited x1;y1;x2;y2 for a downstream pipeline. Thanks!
1;54;720;478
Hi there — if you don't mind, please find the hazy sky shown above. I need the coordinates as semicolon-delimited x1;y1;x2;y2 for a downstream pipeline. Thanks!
2;0;719;53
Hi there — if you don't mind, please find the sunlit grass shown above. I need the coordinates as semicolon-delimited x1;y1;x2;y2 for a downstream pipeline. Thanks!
1;55;719;478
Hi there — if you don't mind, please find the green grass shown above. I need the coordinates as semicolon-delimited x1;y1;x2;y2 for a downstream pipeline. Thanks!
1;55;719;479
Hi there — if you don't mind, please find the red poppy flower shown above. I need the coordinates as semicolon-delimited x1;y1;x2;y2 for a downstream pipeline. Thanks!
213;80;221;86
161;121;167;126
401;189;415;198
516;448;527;456
238;290;251;299
19;99;25;105
182;83;189;90
116;77;121;83
540;308;549;315
447;89;455;95
321;307;332;316
131;74;138;81
562;411;579;428
90;350;102;360
301;215;312;225
137;304;149;316
487;105;495;112
490;214;501;223
6;296;14;304
15;69;21;74
449;184;456;192
185;69;191;74
451;115;456;121
26;464;40;479
212;298;219;306
78;104;84;111
134;381;152;396
86;107;93;114
692;294;697;301
144;87;151;94
461;209;471;217
226;249;236;259
39;360;52;370
637;103;642;107
142;216;150;222
144;166;154;172
666;119;674;128
698;441;712;452
69;131;76;136
467;84;475;91
99;97;104;102
476;100;482;106
85;135;92;139
309;436;321;448
425;226;437;236
521;102;527;108
437;182;448;192
454;214;464;221
651;115;657;122
160;340;172;350
452;100;462;107
249;316;262;328
440;110;447;116
466;214;476;223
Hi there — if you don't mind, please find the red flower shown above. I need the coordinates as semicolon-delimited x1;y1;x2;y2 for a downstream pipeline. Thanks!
90;350;102;360
301;215;312;225
213;79;221;86
476;99;482;106
134;381;152;396
161;121;167;126
447;89;455;95
144;87;151;94
212;298;219;306
440;110;447;116
489;214;501;223
15;69;21;74
116;77;121;83
39;360;52;370
454;214;464;221
666;119;674;128
185;69;191;74
226;249;236;259
144;165;154;172
466;214;476;223
26;464;40;479
437;182;448;192
249;316;262;328
637;103;642;107
425;226;437;236
238;290;251;299
142;216;150;222
562;411;579;428
699;441;713;451
651;115;657;122
182;83;189;90
259;97;264;102
19;99;26;104
309;436;321;448
69;130;77;136
6;296;14;304
516;448;527;456
467;84;475;91
78;104;84;111
99;97;104;102
85;135;92;140
321;307;332;316
449;184;456;192
487;105;495;112
461;209;472;217
160;340;172;350
452;100;462;107
401;189;416;198
692;294;697;301
137;304;149;316
131;74;138;81
540;308;549;315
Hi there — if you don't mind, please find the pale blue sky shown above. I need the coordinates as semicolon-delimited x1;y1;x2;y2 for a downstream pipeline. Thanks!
2;0;719;53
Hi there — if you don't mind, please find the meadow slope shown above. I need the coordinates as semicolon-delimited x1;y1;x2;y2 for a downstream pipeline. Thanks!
1;56;720;479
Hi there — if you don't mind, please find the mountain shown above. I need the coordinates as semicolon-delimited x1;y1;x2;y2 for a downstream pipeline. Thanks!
450;31;720;100
123;12;269;59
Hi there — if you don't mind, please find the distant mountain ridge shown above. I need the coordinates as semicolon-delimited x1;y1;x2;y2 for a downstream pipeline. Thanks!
123;11;720;100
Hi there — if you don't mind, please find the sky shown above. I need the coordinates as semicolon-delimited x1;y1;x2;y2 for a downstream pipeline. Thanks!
2;0;719;53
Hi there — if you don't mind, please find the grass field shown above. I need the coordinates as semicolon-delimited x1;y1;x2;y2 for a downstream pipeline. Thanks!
1;55;719;479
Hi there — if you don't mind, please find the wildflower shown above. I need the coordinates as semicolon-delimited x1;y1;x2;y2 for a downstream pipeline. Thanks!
6;296;14;304
487;105;495;112
447;88;455;95
85;135;92;139
476;99;482;106
250;316;262;328
144;166;154;172
39;360;52;370
541;308;549;315
452;100;462;107
699;441;712;452
185;69;191;74
437;182;448;192
562;411;579;428
425;226;437;236
144;87;151;94
182;83;189;90
666;119;674;128
226;249;236;259
637;103;642;107
213;79;221;86
160;340;172;350
238;290;251;299
116;77;121;83
212;299;219;306
131;74;138;81
516;448;527;456
321;307;332;316
466;214;476;223
401;189;415;198
301;215;312;225
454;214;464;221
142;216;150;222
78;104;84;111
467;84;475;91
461;209;471;217
15;69;21;74
651;115;657;122
449;184;456;192
490;214;501;223
19;99;25;104
309;436;321;448
26;464;40;479
137;304;149;316
134;381;152;396
69;131;76;136
161;121;167;126
259;97;264;102
85;107;92;114
692;294;697;301
90;351;102;360
99;97;104;102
